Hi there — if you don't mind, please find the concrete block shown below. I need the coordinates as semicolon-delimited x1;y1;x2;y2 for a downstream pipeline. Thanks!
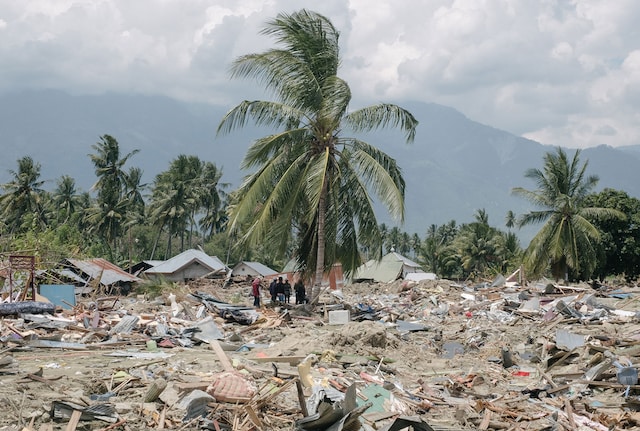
328;310;350;325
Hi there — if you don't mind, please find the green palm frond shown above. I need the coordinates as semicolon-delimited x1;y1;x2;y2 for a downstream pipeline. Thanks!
241;129;308;169
217;100;305;136
346;141;405;221
317;76;351;125
231;50;320;109
263;10;340;81
345;104;418;143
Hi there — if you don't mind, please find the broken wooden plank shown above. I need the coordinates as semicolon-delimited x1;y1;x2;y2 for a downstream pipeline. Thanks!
210;340;234;372
245;404;263;429
479;410;492;430
250;355;306;366
64;410;82;431
296;379;308;417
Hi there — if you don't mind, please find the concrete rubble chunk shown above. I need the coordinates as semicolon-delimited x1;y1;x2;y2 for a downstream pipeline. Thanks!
556;329;586;350
175;389;215;422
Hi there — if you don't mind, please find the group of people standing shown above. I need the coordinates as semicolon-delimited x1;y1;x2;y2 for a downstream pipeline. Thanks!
251;275;307;308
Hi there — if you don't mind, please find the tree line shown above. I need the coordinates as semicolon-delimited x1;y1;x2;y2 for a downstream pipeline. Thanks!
1;139;638;284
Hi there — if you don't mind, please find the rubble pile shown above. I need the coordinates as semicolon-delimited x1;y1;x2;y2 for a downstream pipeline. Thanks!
0;277;639;430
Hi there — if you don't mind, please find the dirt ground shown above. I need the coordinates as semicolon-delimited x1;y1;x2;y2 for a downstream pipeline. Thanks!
1;278;640;430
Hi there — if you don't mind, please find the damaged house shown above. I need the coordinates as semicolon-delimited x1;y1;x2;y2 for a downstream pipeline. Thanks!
143;249;230;282
230;261;279;280
351;251;430;283
37;258;142;297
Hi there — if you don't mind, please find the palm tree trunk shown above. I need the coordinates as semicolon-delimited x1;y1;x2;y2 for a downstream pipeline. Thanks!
151;221;165;260
311;174;328;304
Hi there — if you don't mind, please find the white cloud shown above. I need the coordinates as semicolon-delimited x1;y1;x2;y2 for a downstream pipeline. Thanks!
0;0;639;148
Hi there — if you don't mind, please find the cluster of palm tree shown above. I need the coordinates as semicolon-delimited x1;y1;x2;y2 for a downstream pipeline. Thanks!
148;154;228;258
0;135;228;267
382;209;523;281
378;224;422;259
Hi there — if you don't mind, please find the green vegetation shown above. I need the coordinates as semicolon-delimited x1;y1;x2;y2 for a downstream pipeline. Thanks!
584;189;640;282
0;141;637;284
513;147;624;281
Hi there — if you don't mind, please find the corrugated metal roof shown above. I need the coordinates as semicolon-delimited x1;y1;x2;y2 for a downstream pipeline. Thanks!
66;258;142;286
231;261;278;277
145;249;228;275
56;268;88;284
382;252;422;268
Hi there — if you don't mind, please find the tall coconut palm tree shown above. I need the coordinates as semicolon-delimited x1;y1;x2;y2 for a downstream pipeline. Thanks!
512;147;622;280
410;233;421;259
420;221;459;278
89;135;139;202
87;135;140;258
198;162;228;239
148;156;197;256
505;210;516;231
218;10;418;301
124;167;146;216
0;156;47;232
51;175;82;225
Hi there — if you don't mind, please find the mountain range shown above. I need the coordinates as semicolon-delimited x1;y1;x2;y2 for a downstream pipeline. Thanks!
1;89;638;243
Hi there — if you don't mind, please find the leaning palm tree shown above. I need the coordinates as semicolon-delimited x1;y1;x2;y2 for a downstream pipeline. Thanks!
218;10;418;302
512;147;622;281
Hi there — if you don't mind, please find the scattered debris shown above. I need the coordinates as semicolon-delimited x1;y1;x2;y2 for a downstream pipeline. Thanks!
1;276;640;430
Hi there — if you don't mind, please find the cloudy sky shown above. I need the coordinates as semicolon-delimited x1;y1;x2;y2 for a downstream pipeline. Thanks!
1;0;639;149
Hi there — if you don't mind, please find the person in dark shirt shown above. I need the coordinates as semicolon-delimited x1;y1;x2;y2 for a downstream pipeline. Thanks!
275;276;285;303
269;277;277;304
294;279;306;304
283;279;292;303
